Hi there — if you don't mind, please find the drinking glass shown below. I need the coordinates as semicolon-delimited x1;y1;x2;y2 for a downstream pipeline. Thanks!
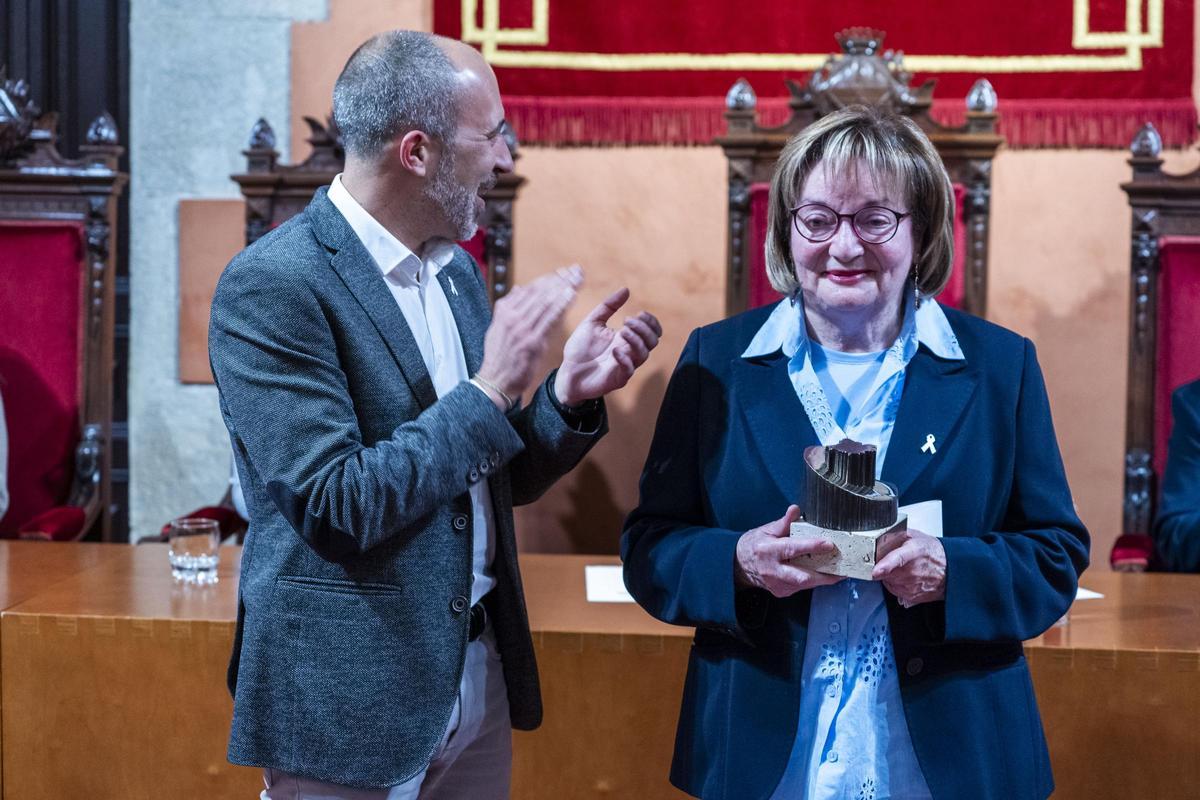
167;518;220;584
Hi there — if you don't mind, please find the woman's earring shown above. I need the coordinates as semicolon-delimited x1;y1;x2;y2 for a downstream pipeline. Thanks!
912;264;922;309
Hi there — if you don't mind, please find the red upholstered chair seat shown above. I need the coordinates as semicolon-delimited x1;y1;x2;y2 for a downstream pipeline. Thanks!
0;222;89;541
743;182;970;311
17;506;86;542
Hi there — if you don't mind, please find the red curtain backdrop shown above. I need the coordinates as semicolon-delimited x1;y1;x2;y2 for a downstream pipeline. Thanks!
435;0;1195;148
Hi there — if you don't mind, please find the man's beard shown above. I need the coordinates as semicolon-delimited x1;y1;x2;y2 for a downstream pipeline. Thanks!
424;150;494;241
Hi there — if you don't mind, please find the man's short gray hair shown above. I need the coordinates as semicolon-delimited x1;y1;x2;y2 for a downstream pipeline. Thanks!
333;31;460;160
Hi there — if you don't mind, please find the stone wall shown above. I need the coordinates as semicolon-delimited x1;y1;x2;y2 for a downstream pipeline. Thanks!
127;0;327;538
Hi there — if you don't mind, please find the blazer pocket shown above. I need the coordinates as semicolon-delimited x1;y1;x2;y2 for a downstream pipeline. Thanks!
273;576;405;622
276;575;403;595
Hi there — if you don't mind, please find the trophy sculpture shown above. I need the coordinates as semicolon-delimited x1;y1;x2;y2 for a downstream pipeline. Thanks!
790;439;906;579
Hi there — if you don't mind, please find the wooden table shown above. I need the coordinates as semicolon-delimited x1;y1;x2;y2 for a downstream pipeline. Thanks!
0;546;1196;799
517;559;1200;800
515;555;691;799
0;544;249;799
0;543;121;795
1026;570;1200;800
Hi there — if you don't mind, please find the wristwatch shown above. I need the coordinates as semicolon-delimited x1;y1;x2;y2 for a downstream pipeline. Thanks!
546;369;602;427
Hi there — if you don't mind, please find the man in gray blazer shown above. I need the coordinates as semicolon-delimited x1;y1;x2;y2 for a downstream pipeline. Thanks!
208;31;661;799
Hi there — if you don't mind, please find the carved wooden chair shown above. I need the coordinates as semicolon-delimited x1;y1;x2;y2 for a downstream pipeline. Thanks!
1111;124;1200;570
231;115;524;303
717;28;1003;318
0;72;125;541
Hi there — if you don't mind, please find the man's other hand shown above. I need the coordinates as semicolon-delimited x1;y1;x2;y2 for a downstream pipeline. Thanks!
553;287;662;406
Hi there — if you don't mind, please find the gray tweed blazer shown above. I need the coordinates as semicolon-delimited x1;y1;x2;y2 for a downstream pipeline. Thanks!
209;188;605;789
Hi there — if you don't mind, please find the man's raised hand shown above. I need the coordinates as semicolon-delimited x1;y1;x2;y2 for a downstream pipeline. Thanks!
553;287;662;407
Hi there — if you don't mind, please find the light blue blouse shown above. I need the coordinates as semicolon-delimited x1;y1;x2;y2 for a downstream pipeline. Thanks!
742;293;963;800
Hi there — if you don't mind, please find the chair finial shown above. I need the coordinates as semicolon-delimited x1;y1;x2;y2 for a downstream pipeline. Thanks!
86;111;119;146
247;118;276;150
966;79;997;113
1131;123;1162;158
726;79;757;111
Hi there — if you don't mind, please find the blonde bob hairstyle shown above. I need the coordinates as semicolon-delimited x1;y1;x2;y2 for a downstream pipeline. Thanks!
764;105;956;300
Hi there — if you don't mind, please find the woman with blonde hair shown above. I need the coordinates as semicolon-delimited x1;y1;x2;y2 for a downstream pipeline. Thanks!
623;106;1088;800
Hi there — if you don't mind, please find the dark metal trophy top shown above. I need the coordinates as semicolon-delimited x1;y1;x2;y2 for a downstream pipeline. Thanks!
804;439;899;531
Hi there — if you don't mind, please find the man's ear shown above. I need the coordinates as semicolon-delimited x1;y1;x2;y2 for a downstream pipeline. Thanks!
393;130;438;178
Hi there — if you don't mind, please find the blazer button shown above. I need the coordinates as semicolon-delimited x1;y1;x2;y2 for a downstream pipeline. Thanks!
452;514;468;531
450;596;469;614
468;467;480;483
906;657;924;676
479;459;491;474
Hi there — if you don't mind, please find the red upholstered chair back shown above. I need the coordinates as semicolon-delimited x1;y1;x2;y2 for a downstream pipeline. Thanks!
0;83;125;541
1153;238;1200;478
232;116;521;303
1117;125;1200;554
743;181;971;312
744;184;778;309
940;184;969;310
458;228;495;283
0;223;86;535
719;29;1002;318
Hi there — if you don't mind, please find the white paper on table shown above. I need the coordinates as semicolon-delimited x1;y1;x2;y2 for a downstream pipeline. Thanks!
899;499;943;538
1075;587;1104;600
584;565;635;603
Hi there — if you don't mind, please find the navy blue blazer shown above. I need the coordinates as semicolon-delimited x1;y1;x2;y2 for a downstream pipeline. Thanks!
1153;378;1200;571
621;303;1089;800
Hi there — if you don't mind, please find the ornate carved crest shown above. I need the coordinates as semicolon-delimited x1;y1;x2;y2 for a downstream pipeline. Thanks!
0;68;121;172
297;116;343;172
800;28;932;116
0;68;40;161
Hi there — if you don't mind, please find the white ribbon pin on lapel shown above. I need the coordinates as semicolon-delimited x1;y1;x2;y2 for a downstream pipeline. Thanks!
448;277;458;297
921;434;937;455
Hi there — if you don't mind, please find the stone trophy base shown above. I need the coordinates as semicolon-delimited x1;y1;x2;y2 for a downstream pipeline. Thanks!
789;514;908;580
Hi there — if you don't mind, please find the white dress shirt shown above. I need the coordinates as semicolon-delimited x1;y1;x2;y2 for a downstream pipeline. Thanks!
328;175;496;606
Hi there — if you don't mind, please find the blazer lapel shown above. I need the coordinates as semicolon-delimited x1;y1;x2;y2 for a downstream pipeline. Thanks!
882;348;979;499
732;353;819;506
436;253;488;376
309;188;438;410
